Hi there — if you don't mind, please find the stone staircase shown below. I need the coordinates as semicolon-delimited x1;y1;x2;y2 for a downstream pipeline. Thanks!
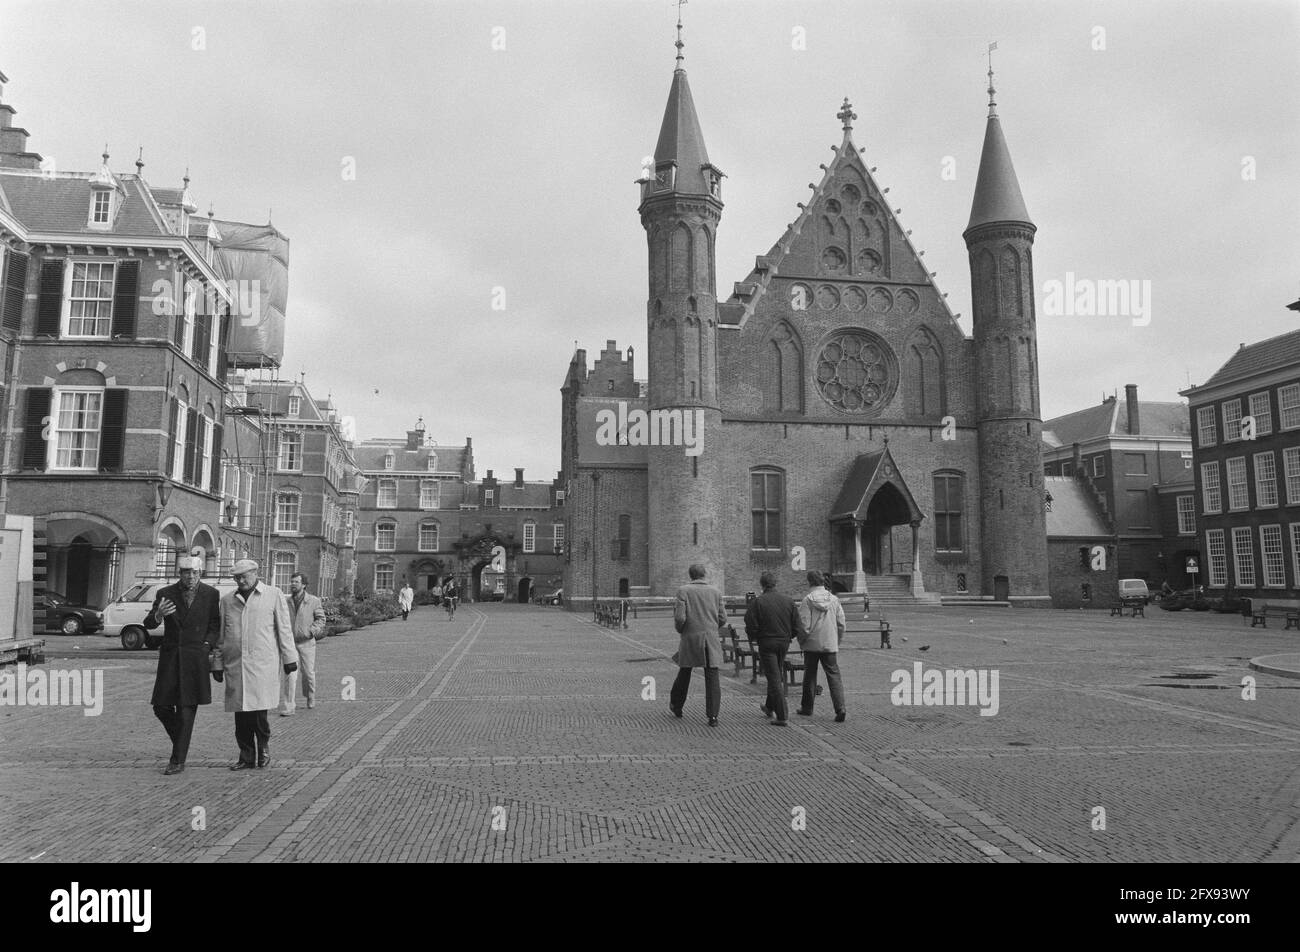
856;575;942;610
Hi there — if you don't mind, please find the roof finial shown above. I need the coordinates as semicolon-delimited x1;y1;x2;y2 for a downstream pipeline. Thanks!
837;97;857;133
183;166;190;188
207;202;215;220
102;144;110;165
986;41;999;118
135;146;144;174
674;0;687;69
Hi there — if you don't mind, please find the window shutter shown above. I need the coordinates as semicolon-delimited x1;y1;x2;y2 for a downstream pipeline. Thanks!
110;260;139;338
215;306;229;380
210;423;224;493
173;305;185;347
183;407;198;483
166;398;179;476
22;388;52;470
99;389;129;472
2;250;28;332
36;258;64;336
192;310;208;365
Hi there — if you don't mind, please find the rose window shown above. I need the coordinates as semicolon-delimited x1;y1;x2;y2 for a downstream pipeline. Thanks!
814;331;897;413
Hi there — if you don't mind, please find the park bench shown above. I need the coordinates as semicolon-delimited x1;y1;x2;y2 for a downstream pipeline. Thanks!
1110;597;1146;618
594;600;628;628
1250;602;1300;630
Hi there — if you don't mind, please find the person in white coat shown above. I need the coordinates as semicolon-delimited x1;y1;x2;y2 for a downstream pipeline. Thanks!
217;559;297;769
796;571;847;722
398;581;414;621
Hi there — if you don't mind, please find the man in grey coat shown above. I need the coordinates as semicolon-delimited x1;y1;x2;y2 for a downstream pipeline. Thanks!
669;563;727;726
797;571;847;722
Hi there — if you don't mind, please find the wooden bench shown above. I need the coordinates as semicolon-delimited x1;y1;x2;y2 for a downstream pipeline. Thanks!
1250;603;1300;630
1111;597;1146;618
594;600;628;629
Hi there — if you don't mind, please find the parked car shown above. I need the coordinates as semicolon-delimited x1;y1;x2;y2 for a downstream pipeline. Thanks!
1117;579;1152;604
542;588;564;606
102;578;238;650
41;592;104;636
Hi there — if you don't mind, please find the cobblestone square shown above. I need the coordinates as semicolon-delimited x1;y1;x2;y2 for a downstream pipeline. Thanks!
3;604;1298;863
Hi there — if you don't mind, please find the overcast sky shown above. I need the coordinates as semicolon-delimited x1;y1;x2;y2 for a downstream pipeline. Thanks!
4;0;1298;475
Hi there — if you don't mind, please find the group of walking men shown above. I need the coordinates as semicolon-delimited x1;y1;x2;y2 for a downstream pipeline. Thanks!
147;556;326;775
670;566;846;727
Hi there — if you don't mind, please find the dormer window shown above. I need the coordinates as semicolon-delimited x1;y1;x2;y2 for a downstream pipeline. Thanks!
427;454;437;471
288;395;301;417
384;451;395;471
91;191;111;224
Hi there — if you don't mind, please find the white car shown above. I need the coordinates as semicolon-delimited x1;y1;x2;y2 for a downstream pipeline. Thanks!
103;578;238;650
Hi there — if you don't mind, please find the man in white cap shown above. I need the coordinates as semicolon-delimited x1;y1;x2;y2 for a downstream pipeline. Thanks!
218;559;296;770
144;555;222;775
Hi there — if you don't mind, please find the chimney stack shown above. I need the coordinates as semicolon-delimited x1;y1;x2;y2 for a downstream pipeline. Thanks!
1125;384;1140;435
514;468;524;488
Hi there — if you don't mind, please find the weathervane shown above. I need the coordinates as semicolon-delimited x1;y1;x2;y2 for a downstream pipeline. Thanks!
675;0;687;68
986;41;999;117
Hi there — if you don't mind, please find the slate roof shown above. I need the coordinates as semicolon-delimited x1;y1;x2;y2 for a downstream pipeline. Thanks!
355;440;469;475
1042;397;1189;447
1197;330;1300;391
966;114;1032;231
0;169;168;236
652;68;713;197
1045;477;1110;538
484;481;554;509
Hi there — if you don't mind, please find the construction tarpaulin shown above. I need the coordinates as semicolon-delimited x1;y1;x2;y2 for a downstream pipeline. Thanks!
213;219;289;367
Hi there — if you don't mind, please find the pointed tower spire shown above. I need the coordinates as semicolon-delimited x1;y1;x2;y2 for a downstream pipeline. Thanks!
965;44;1031;233
674;0;687;70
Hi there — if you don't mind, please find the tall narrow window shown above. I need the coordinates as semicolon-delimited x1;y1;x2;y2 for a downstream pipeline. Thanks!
523;520;536;554
275;492;301;533
1196;406;1217;446
1279;384;1300;430
1176;495;1195;535
1254;452;1278;508
613;514;631;560
374;562;394;591
750;468;784;550
375;522;396;551
418;521;439;552
278;431;302;471
1260;525;1285;587
1200;462;1222;514
1231;526;1255;587
934;472;965;553
1248;392;1273;436
50;388;103;470
1226;457;1248;510
553;523;565;553
1285;447;1300;504
377;479;397;509
1222;399;1243;442
420;479;440;509
271;551;296;589
1206;529;1227;587
288;395;301;417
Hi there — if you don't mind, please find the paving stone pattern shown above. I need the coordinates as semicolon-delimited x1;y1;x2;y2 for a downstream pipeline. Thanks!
2;605;1298;862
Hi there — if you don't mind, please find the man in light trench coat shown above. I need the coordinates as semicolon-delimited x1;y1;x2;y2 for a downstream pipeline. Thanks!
217;559;297;770
669;563;727;726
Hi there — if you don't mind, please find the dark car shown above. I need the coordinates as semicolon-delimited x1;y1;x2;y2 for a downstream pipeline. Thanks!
41;591;104;635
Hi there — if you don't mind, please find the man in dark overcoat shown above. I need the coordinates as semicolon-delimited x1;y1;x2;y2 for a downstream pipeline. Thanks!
143;555;222;775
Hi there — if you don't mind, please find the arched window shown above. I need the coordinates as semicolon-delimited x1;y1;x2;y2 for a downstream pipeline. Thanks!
904;327;944;418
764;321;803;413
375;520;396;552
933;471;965;554
751;467;784;550
275;490;301;533
418;521;439;552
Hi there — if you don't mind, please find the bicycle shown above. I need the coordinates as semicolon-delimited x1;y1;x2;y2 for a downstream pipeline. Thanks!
445;595;458;620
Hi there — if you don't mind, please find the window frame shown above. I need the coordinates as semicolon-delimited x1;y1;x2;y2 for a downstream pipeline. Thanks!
375;521;396;552
1260;524;1285;588
418;521;439;553
376;478;397;509
1231;525;1256;587
553;523;565;553
374;561;394;592
1092;455;1106;478
933;471;965;554
1206;529;1227;587
47;386;105;472
1254;451;1278;509
750;467;785;551
274;490;301;534
419;478;440;510
1196;406;1217;447
1200;461;1221;514
1176;495;1195;535
62;259;116;339
288;395;301;417
522;520;536;554
90;190;111;225
1279;383;1300;431
1247;391;1273;437
277;431;303;472
270;550;297;590
1225;456;1249;511
1221;399;1243;443
1285;447;1300;505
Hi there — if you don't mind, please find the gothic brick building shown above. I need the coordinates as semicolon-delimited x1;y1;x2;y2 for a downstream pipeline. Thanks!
561;37;1050;606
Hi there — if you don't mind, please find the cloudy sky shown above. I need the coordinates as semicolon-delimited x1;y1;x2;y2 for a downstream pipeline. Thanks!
4;0;1298;475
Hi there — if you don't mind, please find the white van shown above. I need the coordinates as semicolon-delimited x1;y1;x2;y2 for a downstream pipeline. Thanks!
1117;578;1151;604
103;578;238;650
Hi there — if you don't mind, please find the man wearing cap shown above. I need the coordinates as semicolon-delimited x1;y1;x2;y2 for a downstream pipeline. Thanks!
144;555;222;775
218;559;297;770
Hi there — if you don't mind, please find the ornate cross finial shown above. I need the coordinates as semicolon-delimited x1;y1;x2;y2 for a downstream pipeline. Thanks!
674;0;687;68
837;97;857;132
986;41;999;118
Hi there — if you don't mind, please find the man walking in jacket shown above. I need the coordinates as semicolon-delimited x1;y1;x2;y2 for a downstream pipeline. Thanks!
219;560;297;770
797;572;847;722
670;563;727;726
278;573;325;716
744;571;806;726
144;555;221;775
